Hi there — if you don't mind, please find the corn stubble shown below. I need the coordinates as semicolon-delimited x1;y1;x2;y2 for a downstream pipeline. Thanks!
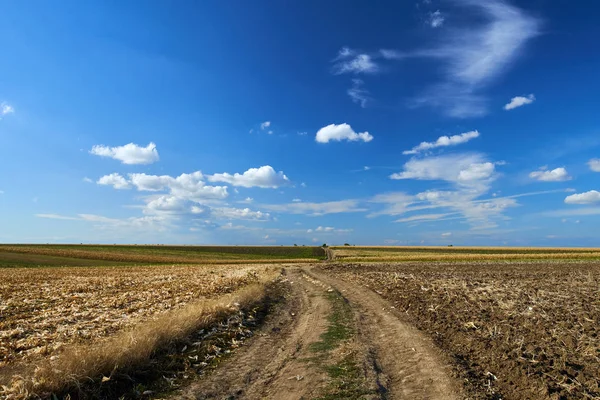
0;264;279;399
322;261;600;400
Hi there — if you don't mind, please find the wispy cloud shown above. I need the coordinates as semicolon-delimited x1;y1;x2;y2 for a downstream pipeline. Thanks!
90;142;159;165
347;79;371;108
1;102;14;118
412;0;540;117
427;10;445;28
403;130;479;155
332;49;379;75
260;121;271;130
315;123;373;143
504;94;535;110
261;200;366;216
529;166;571;182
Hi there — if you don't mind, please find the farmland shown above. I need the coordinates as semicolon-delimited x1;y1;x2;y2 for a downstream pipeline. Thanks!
331;245;600;262
0;244;326;267
322;260;600;399
2;245;600;399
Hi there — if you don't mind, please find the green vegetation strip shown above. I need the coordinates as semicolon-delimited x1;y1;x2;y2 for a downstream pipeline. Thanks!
310;291;375;399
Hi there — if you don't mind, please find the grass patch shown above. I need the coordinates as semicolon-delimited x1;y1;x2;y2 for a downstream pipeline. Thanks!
310;290;375;399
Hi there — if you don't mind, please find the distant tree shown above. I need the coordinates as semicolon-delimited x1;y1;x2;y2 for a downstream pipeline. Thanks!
294;244;298;246
448;244;453;247
322;243;328;248
344;243;350;246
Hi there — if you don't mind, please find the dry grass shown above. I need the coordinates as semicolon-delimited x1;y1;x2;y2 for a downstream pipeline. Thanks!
0;264;280;399
1;283;275;399
0;265;275;366
322;261;600;399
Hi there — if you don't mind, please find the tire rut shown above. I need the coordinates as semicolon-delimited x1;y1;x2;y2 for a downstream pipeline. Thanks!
176;268;331;400
176;266;462;400
309;267;463;400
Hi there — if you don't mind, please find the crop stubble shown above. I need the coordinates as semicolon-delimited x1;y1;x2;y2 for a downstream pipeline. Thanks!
0;264;274;368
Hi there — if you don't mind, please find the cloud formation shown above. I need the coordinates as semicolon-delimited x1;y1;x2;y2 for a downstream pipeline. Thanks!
564;190;600;205
262;200;366;215
90;142;159;165
207;166;289;188
315;123;373;143
588;159;600;172
412;0;540;117
1;102;14;117
428;10;445;28
391;153;496;188
529;167;571;182
403;130;479;155
332;49;379;75
347;79;370;108
97;173;131;189
504;94;535;110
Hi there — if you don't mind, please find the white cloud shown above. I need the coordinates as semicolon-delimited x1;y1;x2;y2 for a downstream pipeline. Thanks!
428;10;445;28
529;167;571;182
390;153;496;188
347;79;370;108
292;198;302;202
412;1;540;117
588;159;600;172
35;214;79;220
395;213;458;223
441;232;452;237
379;49;406;60
130;171;228;200
1;102;14;117
83;177;93;183
207;165;289;188
315;123;373;144
36;213;172;231
332;52;379;75
97;173;131;189
297;131;308;136
211;207;270;221
90;142;159;165
564;190;600;205
262;199;366;216
403;130;479;155
239;197;254;204
308;226;352;234
260;121;271;130
504;94;535;110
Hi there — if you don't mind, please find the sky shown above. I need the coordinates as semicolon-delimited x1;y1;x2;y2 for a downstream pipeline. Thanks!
0;0;599;246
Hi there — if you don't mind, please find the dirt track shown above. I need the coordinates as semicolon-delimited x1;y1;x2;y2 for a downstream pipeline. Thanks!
175;266;462;399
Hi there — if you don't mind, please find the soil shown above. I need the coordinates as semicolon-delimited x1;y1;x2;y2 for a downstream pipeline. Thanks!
174;266;463;400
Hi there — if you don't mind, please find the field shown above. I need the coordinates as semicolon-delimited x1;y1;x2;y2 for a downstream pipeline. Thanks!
322;260;600;399
0;244;326;267
2;244;600;399
0;260;281;399
331;245;600;262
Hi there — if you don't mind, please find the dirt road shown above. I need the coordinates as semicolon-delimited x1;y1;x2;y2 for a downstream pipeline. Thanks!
175;266;462;399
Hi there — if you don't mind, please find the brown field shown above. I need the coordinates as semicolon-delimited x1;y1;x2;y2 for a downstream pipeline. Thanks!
321;261;600;399
0;264;280;398
331;245;600;262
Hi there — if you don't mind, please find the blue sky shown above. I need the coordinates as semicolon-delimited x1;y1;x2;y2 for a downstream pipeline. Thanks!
1;0;599;246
